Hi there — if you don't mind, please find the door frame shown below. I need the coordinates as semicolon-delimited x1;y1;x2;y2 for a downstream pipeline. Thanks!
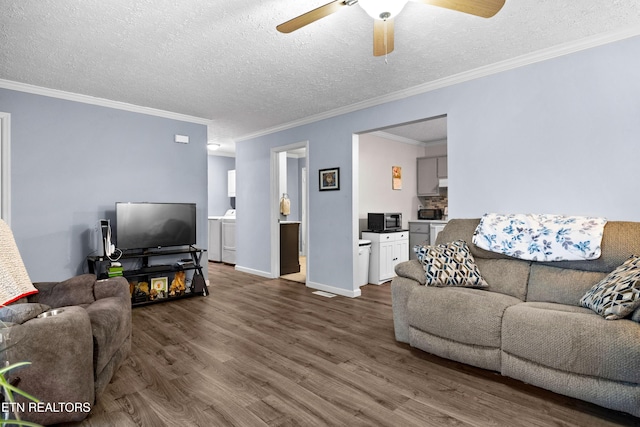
270;141;309;278
0;112;10;225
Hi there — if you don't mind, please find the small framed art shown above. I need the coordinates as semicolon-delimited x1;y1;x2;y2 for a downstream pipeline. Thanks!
319;167;340;191
392;166;402;190
151;277;168;299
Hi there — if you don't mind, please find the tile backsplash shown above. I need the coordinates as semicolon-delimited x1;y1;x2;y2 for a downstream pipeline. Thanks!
420;188;448;210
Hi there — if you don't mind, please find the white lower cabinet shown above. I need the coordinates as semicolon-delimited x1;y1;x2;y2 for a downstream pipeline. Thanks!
362;231;409;285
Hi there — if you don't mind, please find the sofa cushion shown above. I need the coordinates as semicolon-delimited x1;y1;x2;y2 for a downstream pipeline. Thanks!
475;258;530;300
528;264;607;305
31;274;96;307
417;240;488;288
502;302;640;384
579;256;640;319
407;286;521;348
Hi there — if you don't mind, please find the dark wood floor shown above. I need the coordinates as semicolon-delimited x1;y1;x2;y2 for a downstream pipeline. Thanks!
66;262;640;427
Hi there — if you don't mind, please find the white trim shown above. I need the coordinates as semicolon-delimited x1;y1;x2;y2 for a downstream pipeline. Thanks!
0;112;10;225
270;148;280;278
0;79;212;126
352;133;360;294
229;268;363;299
234;265;273;278
306;280;361;298
236;26;640;142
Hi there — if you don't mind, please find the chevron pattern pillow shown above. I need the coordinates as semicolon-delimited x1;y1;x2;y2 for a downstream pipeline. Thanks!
415;240;488;288
580;255;640;320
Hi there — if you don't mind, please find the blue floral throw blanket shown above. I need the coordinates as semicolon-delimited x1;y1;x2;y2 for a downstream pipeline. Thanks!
472;213;607;262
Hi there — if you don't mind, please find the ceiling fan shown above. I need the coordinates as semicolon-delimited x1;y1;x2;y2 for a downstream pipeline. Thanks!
277;0;505;56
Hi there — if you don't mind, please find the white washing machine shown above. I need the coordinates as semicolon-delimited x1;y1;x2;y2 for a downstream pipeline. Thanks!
221;209;236;264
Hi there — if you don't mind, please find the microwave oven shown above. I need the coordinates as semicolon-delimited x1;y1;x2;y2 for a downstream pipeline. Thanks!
368;213;402;232
418;208;443;220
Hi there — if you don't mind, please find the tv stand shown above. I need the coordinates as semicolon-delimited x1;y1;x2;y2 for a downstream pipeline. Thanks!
87;246;208;307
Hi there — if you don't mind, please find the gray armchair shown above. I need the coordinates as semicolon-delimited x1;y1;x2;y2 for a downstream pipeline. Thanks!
0;220;131;425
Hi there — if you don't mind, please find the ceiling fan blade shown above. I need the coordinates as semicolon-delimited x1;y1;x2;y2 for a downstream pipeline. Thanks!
373;19;394;56
277;0;348;33
414;0;505;18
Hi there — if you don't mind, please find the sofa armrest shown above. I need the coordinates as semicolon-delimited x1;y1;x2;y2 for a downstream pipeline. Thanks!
3;306;95;424
94;276;130;301
86;276;131;391
391;276;422;343
632;306;640;323
395;260;426;285
30;274;97;308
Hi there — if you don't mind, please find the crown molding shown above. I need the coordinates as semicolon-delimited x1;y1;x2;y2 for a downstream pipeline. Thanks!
236;26;640;143
0;79;212;126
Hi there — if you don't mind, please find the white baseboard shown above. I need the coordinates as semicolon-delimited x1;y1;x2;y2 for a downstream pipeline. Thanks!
305;281;361;298
234;265;273;278
233;265;362;298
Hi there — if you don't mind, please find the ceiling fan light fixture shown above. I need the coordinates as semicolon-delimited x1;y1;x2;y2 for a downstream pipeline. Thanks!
358;0;408;20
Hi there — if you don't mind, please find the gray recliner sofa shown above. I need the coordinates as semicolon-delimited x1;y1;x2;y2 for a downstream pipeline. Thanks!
0;219;131;425
391;218;640;418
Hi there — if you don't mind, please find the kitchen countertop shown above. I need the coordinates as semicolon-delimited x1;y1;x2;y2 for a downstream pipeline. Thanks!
409;219;449;223
362;229;409;233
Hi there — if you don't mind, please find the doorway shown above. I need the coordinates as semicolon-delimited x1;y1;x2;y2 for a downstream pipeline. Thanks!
270;142;309;283
356;115;448;273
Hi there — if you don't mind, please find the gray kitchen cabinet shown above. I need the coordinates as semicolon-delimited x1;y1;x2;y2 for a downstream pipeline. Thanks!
417;156;447;196
417;157;439;196
408;222;430;260
437;156;448;178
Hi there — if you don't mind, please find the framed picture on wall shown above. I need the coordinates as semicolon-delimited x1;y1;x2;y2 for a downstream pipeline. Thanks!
392;166;402;190
319;167;340;191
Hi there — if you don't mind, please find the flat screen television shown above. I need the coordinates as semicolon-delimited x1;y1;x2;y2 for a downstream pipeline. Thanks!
115;202;196;250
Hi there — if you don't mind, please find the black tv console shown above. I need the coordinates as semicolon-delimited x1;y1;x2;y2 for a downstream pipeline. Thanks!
87;246;208;307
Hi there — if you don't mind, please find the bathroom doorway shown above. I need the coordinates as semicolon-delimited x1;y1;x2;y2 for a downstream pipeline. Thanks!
270;142;309;283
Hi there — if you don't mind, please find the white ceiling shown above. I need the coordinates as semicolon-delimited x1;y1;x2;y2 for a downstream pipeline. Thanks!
2;1;640;152
375;115;447;144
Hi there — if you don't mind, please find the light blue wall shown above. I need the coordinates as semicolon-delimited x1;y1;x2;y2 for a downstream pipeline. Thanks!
0;88;208;281
207;155;235;216
236;35;640;296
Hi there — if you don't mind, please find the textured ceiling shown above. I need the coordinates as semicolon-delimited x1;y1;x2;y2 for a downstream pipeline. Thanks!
2;0;640;151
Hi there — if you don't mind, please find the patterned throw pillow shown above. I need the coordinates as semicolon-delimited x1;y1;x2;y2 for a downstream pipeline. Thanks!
413;244;431;264
580;256;640;320
415;240;488;288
